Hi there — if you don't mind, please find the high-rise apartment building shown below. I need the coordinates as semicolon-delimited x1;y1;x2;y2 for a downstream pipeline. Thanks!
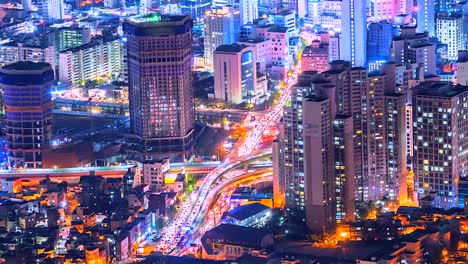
436;12;464;61
213;44;257;104
270;11;297;36
341;0;367;67
283;71;318;216
38;0;64;22
413;82;468;209
384;93;408;202
389;27;436;76
317;0;342;31
0;62;54;169
0;42;55;69
416;0;435;37
59;37;124;86
367;73;388;200
204;6;240;71
301;41;329;73
123;13;194;157
303;93;335;232
56;26;92;52
367;21;395;64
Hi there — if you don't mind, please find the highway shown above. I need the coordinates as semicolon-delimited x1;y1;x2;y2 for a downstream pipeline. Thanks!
153;154;272;254
152;33;304;255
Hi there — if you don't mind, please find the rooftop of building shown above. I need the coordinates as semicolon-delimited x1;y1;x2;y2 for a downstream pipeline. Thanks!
416;81;468;97
201;224;272;254
215;43;248;53
238;38;268;44
1;61;52;72
225;203;270;221
138;255;224;263
272;10;295;16
125;13;190;26
267;25;288;33
61;36;119;53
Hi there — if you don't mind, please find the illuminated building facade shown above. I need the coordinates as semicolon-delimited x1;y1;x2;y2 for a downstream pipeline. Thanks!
204;6;240;71
416;0;435;37
123;14;194;156
213;44;257;104
413;82;468;209
0;42;55;69
301;41;329;73
59;37;124;86
341;0;367;67
38;0;64;22
367;21;395;64
0;62;54;169
436;12;463;61
384;93;408;202
180;0;212;20
56;26;92;52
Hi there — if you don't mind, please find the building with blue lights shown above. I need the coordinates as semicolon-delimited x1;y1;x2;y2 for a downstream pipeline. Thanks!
0;62;54;169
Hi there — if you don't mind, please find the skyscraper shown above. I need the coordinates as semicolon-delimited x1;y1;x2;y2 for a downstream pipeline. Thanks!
416;0;435;37
213;44;257;104
0;62;54;169
367;21;395;64
123;13;194;157
436;12;463;61
38;0;64;22
341;0;367;67
413;82;468;209
204;6;240;71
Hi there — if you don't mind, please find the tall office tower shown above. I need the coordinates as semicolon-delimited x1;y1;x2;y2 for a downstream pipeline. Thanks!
369;0;395;22
389;27;436;76
283;71;318;217
59;37;124;86
367;21;395;64
56;26;92;52
306;0;321;26
436;12;464;61
0;62;53;169
416;0;435;37
395;0;412;15
123;14;194;157
332;115;355;223
138;0;154;14
301;40;329;73
367;73;387;200
413;82;468;209
237;0;259;25
213;44;258;104
328;33;341;61
270;11;297;36
22;0;32;12
384;93;408;202
180;0;211;20
204;6;240;71
284;0;307;19
38;0;64;22
341;0;367;67
0;42;55;69
318;0;342;31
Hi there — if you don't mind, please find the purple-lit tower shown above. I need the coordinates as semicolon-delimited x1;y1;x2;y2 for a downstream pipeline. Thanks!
0;62;54;169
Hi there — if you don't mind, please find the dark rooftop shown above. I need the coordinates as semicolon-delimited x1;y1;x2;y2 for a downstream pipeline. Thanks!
201;224;272;254
225;203;270;221
1;61;51;71
215;43;248;53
